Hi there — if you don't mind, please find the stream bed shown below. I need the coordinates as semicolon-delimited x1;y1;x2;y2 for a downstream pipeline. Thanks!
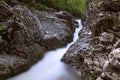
8;20;83;80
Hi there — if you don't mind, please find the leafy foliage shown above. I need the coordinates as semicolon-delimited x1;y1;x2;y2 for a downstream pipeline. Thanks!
40;0;87;12
18;0;87;12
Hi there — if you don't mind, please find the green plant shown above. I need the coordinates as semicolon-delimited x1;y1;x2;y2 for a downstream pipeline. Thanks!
58;0;87;12
38;4;48;10
38;4;48;9
19;0;87;13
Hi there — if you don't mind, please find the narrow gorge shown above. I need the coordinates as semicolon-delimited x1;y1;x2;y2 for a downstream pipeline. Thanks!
0;0;120;80
8;20;82;80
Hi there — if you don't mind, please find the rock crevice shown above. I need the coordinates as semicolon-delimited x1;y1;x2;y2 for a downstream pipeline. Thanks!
62;0;120;80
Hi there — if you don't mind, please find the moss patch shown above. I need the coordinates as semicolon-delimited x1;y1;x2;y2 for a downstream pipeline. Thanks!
0;25;5;30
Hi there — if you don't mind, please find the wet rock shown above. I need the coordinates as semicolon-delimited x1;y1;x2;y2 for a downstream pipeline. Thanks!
56;11;74;28
4;0;19;6
109;48;120;70
62;27;103;80
0;54;28;80
62;27;93;72
101;0;120;12
62;0;120;80
97;48;120;80
36;10;74;50
0;5;12;22
99;32;115;45
0;20;45;80
113;39;120;49
0;3;74;79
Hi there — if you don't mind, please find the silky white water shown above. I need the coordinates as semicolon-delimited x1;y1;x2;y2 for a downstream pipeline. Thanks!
8;20;83;80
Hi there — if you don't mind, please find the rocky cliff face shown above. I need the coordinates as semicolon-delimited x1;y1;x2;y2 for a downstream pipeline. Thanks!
62;0;120;80
0;1;74;79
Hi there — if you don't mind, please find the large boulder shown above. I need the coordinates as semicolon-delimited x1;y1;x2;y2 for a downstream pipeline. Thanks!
0;2;74;79
62;0;120;80
36;10;74;50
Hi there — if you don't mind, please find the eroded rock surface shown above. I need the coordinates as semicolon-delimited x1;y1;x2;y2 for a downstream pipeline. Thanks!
62;0;120;80
0;1;74;79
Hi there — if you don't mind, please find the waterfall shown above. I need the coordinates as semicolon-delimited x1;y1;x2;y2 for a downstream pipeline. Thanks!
8;20;83;80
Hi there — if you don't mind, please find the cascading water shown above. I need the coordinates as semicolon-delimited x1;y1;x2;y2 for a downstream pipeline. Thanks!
8;20;83;80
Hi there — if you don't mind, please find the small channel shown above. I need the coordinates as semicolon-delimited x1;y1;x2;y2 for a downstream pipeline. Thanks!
8;20;83;80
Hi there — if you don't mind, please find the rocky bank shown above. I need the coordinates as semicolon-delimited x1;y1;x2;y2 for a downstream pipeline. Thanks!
62;0;120;80
0;1;75;80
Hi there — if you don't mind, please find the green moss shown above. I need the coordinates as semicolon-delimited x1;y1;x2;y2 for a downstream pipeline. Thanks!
0;25;5;30
18;0;87;13
38;4;48;10
78;0;87;12
55;0;87;12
